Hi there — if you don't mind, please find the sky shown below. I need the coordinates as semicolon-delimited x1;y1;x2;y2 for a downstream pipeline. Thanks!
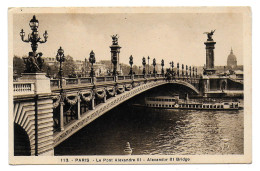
12;12;243;67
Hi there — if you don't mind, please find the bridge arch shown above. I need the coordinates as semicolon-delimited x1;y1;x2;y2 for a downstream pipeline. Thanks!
14;123;31;156
54;80;199;147
165;80;200;95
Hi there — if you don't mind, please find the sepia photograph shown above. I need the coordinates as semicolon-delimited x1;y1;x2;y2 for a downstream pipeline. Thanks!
8;7;251;164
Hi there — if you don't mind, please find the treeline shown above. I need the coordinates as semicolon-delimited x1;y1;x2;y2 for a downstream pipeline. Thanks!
13;55;78;78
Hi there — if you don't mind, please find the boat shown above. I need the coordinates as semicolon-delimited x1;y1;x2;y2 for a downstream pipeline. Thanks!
144;96;242;110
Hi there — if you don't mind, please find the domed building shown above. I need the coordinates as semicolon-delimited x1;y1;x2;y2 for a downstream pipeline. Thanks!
227;48;237;69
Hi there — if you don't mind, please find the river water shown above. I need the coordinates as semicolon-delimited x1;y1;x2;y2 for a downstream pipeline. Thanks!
54;101;244;155
55;99;244;155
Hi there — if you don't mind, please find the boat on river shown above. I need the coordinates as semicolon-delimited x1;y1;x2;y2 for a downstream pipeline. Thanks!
144;96;242;110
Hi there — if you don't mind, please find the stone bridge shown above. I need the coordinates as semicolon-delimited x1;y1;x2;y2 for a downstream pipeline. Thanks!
13;73;243;156
13;74;201;156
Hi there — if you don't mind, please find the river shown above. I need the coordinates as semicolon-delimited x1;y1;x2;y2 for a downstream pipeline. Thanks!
54;99;243;155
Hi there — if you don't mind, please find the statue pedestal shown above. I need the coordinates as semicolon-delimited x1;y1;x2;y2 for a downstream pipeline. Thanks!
18;73;51;94
203;68;216;75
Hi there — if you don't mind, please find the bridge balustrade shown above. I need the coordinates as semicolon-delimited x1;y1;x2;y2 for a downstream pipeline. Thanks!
80;77;92;84
13;82;35;95
105;76;115;82
50;79;59;87
96;77;106;82
118;76;125;80
134;74;144;79
66;78;79;85
124;75;131;80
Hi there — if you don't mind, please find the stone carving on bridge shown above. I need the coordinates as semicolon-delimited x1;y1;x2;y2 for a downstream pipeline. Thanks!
125;84;133;91
52;95;61;109
204;29;215;41
65;93;78;106
79;90;93;102
106;87;116;97
117;84;125;94
95;88;106;99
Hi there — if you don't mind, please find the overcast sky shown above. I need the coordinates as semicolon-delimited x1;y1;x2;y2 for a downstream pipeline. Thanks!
13;12;243;67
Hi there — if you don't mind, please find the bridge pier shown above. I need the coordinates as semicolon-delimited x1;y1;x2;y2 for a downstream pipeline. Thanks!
91;97;95;110
14;73;55;156
59;102;65;131
77;95;81;119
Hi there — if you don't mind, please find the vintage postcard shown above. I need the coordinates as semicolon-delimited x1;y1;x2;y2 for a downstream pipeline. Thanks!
8;7;251;164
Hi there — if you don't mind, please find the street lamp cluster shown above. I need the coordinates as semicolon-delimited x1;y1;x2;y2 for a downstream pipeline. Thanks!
20;15;199;87
20;15;48;73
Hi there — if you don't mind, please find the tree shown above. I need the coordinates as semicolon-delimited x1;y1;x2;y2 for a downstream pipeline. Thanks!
120;63;130;75
62;55;77;77
13;55;25;76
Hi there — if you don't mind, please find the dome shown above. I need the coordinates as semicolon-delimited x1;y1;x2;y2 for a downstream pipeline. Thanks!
227;48;237;62
227;48;237;68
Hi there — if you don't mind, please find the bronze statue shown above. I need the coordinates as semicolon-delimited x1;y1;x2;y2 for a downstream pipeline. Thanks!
23;51;45;73
204;30;215;40
111;34;119;45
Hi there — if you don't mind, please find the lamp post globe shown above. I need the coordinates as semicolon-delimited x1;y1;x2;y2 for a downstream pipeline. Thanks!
29;15;39;30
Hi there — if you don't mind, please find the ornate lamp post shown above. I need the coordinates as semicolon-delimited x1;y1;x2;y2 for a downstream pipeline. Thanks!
170;61;174;72
189;66;192;77
89;50;96;77
182;64;184;77
147;56;150;74
161;59;164;75
192;67;195;78
177;63;180;77
129;55;133;75
186;65;188;78
20;15;48;73
153;58;156;74
142;57;146;75
196;68;198;78
56;47;65;88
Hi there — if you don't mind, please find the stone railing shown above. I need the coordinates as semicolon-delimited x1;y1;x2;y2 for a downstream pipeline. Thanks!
49;74;202;89
50;75;165;89
13;82;35;95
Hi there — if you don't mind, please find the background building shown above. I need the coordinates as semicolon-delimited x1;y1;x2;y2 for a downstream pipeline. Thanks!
227;48;238;69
